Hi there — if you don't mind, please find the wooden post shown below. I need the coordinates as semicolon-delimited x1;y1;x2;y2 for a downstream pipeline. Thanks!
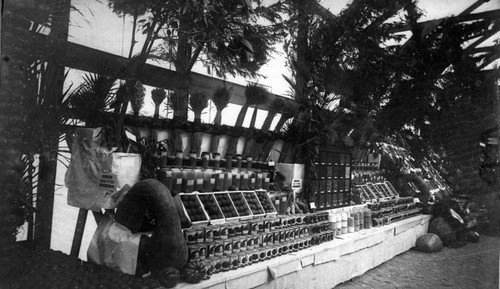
34;0;71;249
70;209;88;257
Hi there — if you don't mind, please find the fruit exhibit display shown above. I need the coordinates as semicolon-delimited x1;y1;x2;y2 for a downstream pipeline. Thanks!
180;194;209;222
198;193;225;220
213;193;239;218
255;190;277;214
229;191;252;217
243;191;265;215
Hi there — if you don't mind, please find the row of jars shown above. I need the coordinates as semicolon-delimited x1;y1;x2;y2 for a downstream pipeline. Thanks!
328;209;373;234
372;207;422;227
183;212;330;244
192;230;336;279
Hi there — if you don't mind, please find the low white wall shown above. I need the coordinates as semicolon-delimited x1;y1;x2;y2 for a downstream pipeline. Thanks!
176;214;431;289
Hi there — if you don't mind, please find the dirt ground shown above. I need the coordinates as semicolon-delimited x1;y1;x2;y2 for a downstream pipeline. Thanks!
335;234;500;289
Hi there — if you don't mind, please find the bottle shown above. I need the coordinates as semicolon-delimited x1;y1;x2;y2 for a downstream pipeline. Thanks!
247;156;256;190
223;154;233;190
170;151;184;196
231;154;242;190
182;151;196;193
212;153;224;191
201;152;213;192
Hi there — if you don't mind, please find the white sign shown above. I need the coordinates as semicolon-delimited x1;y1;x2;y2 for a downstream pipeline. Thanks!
292;179;302;189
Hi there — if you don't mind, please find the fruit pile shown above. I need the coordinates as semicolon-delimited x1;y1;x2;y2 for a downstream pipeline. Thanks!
198;194;224;220
180;194;208;222
229;192;251;217
243;192;265;215
255;190;276;214
214;193;239;218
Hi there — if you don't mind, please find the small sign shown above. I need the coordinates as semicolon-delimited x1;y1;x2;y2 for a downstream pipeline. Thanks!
98;172;116;189
310;202;316;209
292;179;302;189
125;130;137;142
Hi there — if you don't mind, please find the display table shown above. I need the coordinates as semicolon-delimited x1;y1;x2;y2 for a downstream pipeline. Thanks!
176;214;431;289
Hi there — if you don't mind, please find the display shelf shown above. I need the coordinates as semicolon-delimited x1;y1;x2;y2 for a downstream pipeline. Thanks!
198;193;226;225
179;193;210;225
213;192;240;221
243;191;266;217
254;189;278;216
228;191;253;220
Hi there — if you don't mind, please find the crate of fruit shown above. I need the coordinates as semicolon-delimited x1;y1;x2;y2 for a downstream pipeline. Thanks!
197;192;226;225
228;191;253;220
254;189;278;216
213;192;240;222
242;191;266;218
179;193;210;225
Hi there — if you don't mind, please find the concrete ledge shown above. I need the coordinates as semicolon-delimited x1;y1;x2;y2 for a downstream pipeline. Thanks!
176;214;432;289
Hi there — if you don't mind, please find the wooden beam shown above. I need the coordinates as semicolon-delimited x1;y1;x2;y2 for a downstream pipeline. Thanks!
389;9;500;34
17;28;293;109
464;21;500;52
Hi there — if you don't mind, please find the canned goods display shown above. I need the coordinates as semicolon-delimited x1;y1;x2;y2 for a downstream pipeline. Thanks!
220;255;231;271
223;239;233;255
204;227;214;243
238;237;247;251
253;234;261;247
232;238;241;253
206;243;215;258
187;245;200;260
234;224;243;236
195;227;205;243
271;246;279;257
214;241;224;256
211;256;222;273
251;251;260;263
230;254;240;270
241;222;250;235
184;229;197;244
239;252;248;267
199;245;207;260
212;226;221;240
265;248;273;259
258;248;267;261
249;221;259;233
227;223;237;238
220;226;229;239
246;236;255;250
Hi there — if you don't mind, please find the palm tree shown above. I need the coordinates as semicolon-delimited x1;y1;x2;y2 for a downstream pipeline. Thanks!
211;86;232;125
130;81;146;117
210;86;232;154
189;91;209;123
234;83;269;127
189;91;209;152
261;97;288;133
151;88;167;119
273;102;299;132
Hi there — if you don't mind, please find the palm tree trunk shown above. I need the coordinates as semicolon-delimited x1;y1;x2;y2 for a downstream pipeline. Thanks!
274;116;290;133
260;111;277;133
154;104;160;119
